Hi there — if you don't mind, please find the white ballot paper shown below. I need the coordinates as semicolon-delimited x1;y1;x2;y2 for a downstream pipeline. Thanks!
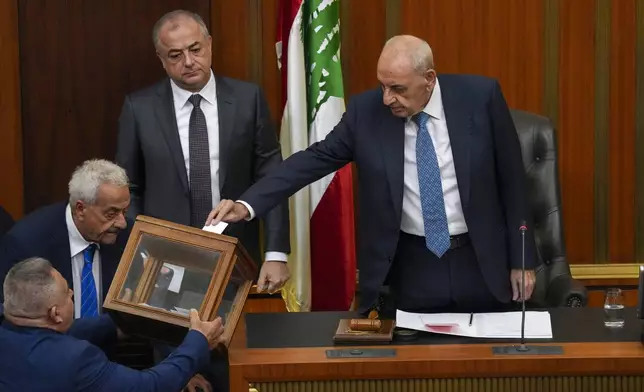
396;309;553;339
163;263;186;294
202;222;229;234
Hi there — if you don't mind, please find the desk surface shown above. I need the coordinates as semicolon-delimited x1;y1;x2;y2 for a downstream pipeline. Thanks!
244;307;642;348
228;307;644;389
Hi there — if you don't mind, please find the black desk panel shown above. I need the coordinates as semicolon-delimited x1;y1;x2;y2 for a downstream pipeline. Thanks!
245;307;643;349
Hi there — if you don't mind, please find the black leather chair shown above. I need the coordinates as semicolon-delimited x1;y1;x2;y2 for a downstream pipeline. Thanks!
511;109;587;308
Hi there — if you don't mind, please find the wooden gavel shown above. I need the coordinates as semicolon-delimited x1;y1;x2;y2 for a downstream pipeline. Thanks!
349;319;382;331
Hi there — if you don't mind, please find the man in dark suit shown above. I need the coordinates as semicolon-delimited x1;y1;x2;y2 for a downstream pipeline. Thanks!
115;10;290;292
208;35;538;315
115;11;291;391
0;159;131;317
0;257;225;391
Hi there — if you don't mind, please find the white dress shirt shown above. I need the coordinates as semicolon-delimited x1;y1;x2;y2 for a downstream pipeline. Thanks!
400;79;468;236
170;70;221;206
66;204;102;319
171;72;286;262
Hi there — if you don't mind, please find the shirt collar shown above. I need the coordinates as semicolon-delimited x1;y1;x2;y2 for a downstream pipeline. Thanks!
65;204;96;257
407;78;444;122
170;70;217;108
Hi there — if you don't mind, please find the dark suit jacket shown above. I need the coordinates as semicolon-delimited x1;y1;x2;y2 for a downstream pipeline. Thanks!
0;202;131;303
238;74;537;311
115;75;290;265
0;314;209;392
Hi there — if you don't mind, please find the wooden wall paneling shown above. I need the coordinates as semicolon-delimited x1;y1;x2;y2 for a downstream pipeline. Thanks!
19;0;211;212
558;0;596;264
259;0;282;127
0;0;23;219
593;0;610;265
608;0;637;263
385;0;401;39
210;0;251;81
636;0;644;263
340;0;387;98
543;0;560;128
399;0;544;115
244;293;287;313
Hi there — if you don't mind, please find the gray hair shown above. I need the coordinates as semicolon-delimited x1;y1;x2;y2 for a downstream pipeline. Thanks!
68;159;129;205
3;257;58;318
152;10;210;48
384;36;435;72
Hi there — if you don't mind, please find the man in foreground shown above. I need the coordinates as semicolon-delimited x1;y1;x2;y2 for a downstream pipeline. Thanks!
0;257;224;391
208;35;537;315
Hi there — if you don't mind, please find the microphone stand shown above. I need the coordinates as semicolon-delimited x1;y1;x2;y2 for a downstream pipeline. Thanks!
491;223;563;356
517;226;528;352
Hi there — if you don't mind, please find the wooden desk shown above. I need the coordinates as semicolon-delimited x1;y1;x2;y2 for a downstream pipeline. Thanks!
229;309;644;392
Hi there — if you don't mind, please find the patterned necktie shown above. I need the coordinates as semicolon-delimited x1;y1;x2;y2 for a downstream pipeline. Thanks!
413;112;451;257
188;94;213;227
80;244;99;317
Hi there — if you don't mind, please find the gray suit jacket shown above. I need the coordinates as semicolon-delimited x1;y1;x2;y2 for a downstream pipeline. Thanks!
115;75;290;265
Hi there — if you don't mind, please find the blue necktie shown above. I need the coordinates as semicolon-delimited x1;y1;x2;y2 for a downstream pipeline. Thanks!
80;244;99;317
413;112;451;257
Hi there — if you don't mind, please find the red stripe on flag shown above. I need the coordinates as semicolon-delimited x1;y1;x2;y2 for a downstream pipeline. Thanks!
310;164;357;311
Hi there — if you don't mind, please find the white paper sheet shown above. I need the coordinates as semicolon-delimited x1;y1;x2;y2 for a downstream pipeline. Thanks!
202;222;229;234
396;309;553;339
163;263;186;293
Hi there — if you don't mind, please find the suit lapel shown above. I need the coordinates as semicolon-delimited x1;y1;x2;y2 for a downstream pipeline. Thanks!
155;80;189;194
99;246;118;301
215;76;236;190
378;106;406;223
439;76;472;206
52;214;73;285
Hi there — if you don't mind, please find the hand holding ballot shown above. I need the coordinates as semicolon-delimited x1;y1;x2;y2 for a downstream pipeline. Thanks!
206;200;250;226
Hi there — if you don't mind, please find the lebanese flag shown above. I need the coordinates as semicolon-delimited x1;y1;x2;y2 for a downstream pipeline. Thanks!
276;0;356;311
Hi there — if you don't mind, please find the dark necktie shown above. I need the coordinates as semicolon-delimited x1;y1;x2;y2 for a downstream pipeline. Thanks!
413;112;451;257
188;94;212;227
80;244;99;317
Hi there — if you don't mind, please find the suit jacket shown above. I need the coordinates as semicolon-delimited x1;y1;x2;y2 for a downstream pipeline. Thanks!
239;74;537;311
0;202;131;303
115;75;290;265
0;314;209;392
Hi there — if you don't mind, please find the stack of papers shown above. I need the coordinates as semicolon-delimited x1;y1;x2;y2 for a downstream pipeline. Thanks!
396;310;553;339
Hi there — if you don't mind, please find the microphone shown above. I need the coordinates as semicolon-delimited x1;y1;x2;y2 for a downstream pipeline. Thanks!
491;221;563;356
517;221;528;352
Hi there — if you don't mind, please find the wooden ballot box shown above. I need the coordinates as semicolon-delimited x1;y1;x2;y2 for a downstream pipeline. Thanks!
103;215;258;347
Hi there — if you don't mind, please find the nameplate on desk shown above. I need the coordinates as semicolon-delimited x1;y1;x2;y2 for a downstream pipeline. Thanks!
325;348;397;359
492;345;564;355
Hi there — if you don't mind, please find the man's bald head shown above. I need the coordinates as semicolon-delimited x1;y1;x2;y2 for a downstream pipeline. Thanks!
380;35;434;74
377;35;437;118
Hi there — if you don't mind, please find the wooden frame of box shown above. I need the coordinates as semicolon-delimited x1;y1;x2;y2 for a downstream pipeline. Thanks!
103;215;258;347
